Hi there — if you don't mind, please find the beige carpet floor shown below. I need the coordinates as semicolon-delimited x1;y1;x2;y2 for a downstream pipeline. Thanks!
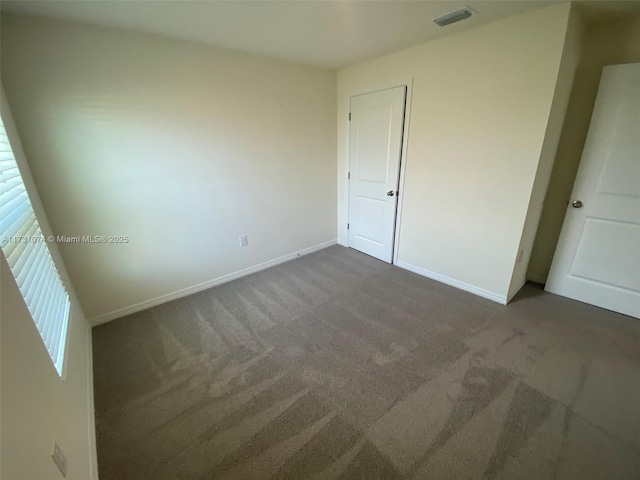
92;245;640;480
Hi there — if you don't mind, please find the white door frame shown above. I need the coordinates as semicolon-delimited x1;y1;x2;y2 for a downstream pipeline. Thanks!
346;78;414;264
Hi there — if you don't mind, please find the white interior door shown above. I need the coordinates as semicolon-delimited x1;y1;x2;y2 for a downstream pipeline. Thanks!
546;63;640;318
348;86;406;263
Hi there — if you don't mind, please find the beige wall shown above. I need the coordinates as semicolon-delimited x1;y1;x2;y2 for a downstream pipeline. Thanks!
508;5;585;298
1;89;97;479
0;14;337;322
337;4;571;302
528;15;640;282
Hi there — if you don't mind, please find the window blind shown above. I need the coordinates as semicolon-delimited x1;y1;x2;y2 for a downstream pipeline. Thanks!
0;118;70;376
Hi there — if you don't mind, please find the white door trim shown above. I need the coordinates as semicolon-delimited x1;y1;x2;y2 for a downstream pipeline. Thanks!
346;78;414;264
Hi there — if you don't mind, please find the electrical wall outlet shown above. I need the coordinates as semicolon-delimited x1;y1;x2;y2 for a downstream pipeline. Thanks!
239;235;248;247
52;442;67;477
517;248;524;263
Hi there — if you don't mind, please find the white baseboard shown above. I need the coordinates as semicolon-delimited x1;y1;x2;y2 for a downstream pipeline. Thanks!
85;325;99;480
507;277;527;303
90;239;337;326
395;260;508;305
526;273;547;285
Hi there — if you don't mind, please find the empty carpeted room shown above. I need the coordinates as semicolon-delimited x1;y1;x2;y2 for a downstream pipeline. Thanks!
1;0;639;479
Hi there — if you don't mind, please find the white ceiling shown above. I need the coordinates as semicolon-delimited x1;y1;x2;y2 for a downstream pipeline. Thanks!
1;1;638;69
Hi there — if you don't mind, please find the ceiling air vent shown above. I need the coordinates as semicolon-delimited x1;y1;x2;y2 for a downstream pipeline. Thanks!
433;7;474;27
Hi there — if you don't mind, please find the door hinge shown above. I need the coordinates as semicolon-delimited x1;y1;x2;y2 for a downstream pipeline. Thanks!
348;112;351;121
347;223;350;230
348;172;350;180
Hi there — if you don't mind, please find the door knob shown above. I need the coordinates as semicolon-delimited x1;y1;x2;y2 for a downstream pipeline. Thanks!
387;191;395;197
572;200;583;208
